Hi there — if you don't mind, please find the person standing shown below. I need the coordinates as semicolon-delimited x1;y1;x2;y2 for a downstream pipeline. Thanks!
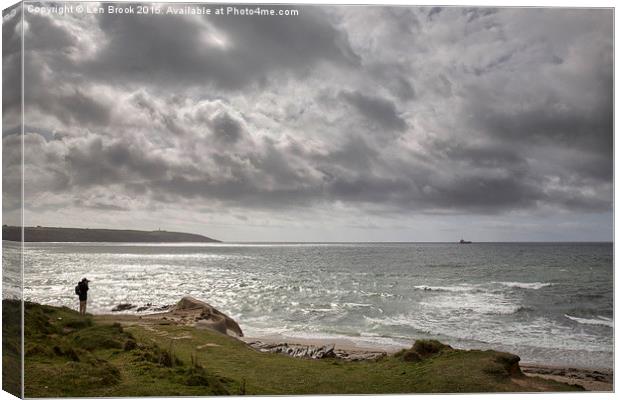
75;278;90;316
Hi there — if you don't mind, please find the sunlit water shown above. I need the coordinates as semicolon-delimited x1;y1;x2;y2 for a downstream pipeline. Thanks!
19;241;613;369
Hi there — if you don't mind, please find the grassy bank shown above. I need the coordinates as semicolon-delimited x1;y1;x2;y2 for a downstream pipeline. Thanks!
16;300;582;396
2;299;21;397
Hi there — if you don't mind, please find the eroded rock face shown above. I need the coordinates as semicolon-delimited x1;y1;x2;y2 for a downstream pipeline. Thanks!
247;341;386;361
173;296;243;337
111;303;137;312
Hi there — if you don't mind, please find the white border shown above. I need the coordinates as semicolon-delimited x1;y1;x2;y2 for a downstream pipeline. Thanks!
0;1;616;400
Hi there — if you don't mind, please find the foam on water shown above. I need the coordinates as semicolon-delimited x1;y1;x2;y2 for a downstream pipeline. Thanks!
495;281;553;290
413;285;479;292
564;314;613;328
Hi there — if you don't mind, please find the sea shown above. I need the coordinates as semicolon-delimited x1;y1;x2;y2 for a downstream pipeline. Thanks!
7;241;614;369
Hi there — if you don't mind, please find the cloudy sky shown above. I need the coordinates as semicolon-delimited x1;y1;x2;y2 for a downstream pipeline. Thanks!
2;3;613;242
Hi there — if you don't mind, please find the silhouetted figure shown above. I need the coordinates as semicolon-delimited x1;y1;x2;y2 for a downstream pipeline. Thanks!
75;278;90;316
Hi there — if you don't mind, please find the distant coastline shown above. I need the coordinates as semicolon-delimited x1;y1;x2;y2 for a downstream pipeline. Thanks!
1;226;219;243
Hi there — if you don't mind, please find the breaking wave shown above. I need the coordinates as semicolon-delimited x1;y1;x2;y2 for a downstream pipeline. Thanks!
564;314;613;328
496;282;552;290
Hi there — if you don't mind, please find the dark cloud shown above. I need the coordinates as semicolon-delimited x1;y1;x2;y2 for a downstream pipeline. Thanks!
17;13;113;128
73;199;131;211
425;175;543;212
474;102;612;155
85;5;359;90
52;90;112;126
339;90;407;132
2;134;23;214
64;137;170;186
211;112;243;144
317;136;379;172
428;139;526;169
24;13;76;51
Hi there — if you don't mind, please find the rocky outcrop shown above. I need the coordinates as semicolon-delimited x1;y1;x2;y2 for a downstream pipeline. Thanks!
111;303;137;312
111;303;172;313
172;296;243;337
109;297;242;337
247;341;386;361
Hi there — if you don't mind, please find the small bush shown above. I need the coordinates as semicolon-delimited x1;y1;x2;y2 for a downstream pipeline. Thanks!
158;348;183;367
52;344;81;361
124;339;137;351
402;350;422;362
493;353;523;377
396;340;452;362
412;340;451;358
186;374;211;386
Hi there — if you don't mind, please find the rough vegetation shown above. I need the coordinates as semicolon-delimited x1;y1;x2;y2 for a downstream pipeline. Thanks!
395;339;453;362
2;299;21;397
17;300;584;397
21;301;235;397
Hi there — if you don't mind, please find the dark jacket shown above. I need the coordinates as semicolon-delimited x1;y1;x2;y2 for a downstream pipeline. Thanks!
77;281;89;301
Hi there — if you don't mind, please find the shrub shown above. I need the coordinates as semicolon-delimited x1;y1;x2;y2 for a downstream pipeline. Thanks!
402;350;422;362
124;339;137;351
412;340;451;358
52;344;81;361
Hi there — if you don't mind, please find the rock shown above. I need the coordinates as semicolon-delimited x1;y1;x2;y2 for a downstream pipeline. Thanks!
194;318;228;335
247;341;385;361
134;303;171;313
111;303;136;312
174;296;243;337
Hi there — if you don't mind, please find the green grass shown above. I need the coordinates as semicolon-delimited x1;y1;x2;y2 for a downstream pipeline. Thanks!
20;301;583;397
23;301;233;397
3;299;22;397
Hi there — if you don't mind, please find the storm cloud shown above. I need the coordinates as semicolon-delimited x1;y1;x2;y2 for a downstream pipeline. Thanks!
7;4;613;241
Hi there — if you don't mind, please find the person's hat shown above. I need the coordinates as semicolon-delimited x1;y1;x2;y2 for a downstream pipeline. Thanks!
82;277;90;282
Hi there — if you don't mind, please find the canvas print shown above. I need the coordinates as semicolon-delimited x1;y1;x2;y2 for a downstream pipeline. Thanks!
2;1;614;397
